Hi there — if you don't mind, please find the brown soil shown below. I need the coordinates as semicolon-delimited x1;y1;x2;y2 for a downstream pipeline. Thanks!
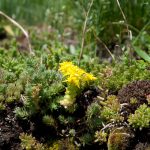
0;103;23;150
0;85;150;150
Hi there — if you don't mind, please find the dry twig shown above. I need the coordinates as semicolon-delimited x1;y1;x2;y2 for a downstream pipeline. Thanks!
0;11;34;55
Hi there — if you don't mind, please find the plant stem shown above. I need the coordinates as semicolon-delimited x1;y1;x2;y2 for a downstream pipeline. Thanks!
93;30;115;61
116;0;131;40
78;0;94;66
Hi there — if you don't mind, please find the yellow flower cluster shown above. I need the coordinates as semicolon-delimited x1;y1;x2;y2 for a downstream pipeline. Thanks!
59;61;97;88
59;61;97;109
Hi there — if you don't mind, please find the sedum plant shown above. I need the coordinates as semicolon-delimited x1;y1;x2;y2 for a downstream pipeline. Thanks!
86;102;102;129
42;115;56;127
19;133;46;150
94;130;107;144
100;95;124;123
128;104;150;130
59;61;97;108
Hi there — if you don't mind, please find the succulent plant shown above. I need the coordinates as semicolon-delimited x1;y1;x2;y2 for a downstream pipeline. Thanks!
128;104;150;130
59;61;97;109
94;130;107;144
101;95;124;123
19;133;45;150
86;102;102;129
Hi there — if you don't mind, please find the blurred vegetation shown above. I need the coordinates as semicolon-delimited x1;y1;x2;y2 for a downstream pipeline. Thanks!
0;0;150;54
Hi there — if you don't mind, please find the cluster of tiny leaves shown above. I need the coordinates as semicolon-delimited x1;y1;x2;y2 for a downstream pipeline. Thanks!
19;133;45;150
86;102;102;129
103;58;150;91
101;95;124;122
128;104;150;129
95;130;107;144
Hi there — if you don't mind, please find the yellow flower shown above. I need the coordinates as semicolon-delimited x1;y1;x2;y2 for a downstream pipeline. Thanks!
59;61;97;108
59;61;97;88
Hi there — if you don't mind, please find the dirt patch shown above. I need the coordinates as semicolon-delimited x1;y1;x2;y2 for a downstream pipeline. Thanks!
0;103;23;150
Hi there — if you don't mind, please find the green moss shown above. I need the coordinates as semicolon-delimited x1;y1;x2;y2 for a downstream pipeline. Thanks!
79;133;94;146
107;128;133;150
19;133;46;150
86;102;102;129
95;130;107;144
100;95;124;123
42;115;56;127
102;59;150;91
0;95;5;102
0;102;5;110
129;97;138;105
49;138;78;150
14;107;30;119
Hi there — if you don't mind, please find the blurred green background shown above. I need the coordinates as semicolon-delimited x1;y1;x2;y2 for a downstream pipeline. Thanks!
0;0;150;56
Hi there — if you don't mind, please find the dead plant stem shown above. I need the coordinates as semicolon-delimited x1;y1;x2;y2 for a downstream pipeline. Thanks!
0;11;34;55
116;0;131;40
78;0;94;65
